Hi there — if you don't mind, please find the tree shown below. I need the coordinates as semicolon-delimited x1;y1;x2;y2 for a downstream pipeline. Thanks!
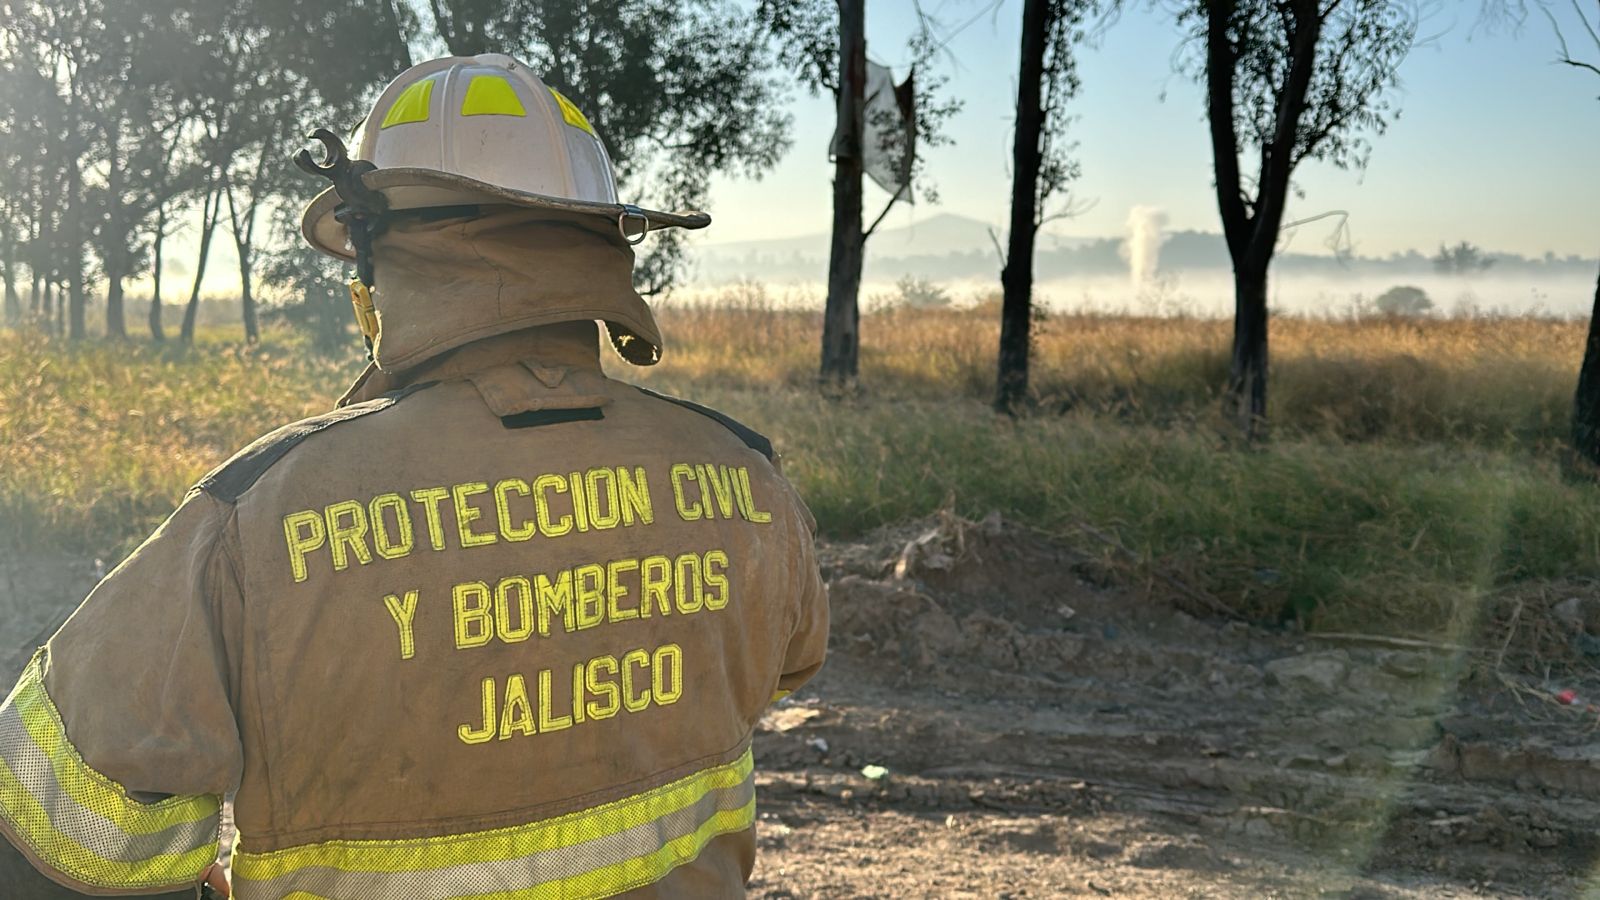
1432;240;1494;275
822;0;866;387
1182;0;1415;437
1480;1;1600;463
996;0;1097;414
757;0;957;390
1374;284;1431;316
423;0;790;298
1544;2;1600;463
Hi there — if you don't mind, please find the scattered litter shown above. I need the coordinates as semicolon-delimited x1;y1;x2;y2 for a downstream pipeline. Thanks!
1057;604;1076;621
860;764;889;781
1558;688;1580;706
764;707;822;733
806;737;829;754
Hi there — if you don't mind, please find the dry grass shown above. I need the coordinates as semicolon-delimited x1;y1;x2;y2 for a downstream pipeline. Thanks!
4;294;1599;640
644;283;1579;450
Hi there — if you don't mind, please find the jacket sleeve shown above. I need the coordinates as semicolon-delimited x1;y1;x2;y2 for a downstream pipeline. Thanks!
773;486;829;702
0;489;243;895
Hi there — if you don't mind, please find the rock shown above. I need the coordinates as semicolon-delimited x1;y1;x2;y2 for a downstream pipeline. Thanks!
1263;650;1350;693
1553;595;1600;635
1379;652;1428;679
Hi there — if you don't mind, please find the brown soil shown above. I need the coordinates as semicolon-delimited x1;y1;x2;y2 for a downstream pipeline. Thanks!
8;519;1600;897
749;513;1600;898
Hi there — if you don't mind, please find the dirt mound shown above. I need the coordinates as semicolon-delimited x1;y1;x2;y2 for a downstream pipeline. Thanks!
823;513;1101;689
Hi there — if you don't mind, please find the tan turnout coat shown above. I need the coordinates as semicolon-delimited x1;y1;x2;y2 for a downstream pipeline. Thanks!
0;219;828;899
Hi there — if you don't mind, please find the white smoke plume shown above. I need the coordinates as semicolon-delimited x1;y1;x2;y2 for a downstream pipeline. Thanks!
1122;205;1170;289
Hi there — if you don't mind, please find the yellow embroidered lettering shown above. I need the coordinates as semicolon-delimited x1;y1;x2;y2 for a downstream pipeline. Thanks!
606;558;640;622
673;552;704;613
453;482;497;548
617;466;653;526
703;549;730;610
621;649;651;712
324;500;372;571
586;656;620;720
369;493;414;560
494;478;535;542
670;463;701;521
585;468;619;529
537;669;573;732
452;581;494;648
536;570;575;634
499;674;535;739
495;576;534;643
573;563;604;629
410;487;451;550
532;474;572;537
382;590;419;660
283;511;325;583
653;643;683;704
640;555;672;616
458;677;496;744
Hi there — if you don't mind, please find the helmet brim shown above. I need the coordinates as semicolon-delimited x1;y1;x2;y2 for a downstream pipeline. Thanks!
302;166;711;260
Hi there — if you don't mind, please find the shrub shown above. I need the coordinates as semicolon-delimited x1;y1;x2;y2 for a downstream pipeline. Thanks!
1375;285;1433;317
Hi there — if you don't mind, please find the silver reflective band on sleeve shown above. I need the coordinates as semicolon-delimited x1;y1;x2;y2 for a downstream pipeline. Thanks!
233;747;757;900
0;651;221;890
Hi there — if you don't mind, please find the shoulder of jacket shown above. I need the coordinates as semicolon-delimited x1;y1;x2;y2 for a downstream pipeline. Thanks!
196;381;437;503
631;386;774;463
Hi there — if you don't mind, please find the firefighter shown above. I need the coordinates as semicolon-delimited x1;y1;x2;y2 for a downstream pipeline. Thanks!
0;54;828;899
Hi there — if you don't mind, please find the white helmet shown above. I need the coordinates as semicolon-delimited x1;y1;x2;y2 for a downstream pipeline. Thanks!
302;53;709;260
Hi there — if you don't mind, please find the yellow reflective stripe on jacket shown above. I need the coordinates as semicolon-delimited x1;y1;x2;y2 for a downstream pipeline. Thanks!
232;748;756;899
0;652;221;889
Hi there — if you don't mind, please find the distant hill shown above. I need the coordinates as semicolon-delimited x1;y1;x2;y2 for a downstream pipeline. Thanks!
688;213;1597;284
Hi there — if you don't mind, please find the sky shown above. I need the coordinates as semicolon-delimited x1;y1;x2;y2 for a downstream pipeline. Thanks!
691;0;1600;260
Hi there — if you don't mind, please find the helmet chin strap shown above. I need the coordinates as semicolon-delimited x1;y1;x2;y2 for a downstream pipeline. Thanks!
295;129;390;359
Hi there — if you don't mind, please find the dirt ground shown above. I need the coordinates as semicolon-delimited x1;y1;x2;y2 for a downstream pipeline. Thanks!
6;519;1600;898
748;514;1600;898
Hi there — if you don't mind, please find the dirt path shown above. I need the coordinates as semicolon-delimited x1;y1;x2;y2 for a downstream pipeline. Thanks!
747;515;1600;898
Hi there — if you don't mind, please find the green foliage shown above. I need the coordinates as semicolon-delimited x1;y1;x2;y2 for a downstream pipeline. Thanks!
1176;0;1418;174
427;0;793;293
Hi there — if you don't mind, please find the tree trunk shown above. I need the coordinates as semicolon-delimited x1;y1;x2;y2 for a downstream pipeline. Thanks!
1;222;19;327
106;276;124;340
996;0;1051;415
104;121;127;339
149;207;166;342
819;0;866;389
181;187;221;345
1571;263;1600;464
226;183;259;344
65;165;86;341
1227;265;1270;438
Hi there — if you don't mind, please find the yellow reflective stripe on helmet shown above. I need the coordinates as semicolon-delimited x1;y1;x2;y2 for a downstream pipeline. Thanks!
0;652;220;889
232;749;756;897
382;78;436;128
462;74;528;117
548;87;596;136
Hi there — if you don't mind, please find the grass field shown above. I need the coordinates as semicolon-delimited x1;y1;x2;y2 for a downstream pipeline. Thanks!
4;291;1599;643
